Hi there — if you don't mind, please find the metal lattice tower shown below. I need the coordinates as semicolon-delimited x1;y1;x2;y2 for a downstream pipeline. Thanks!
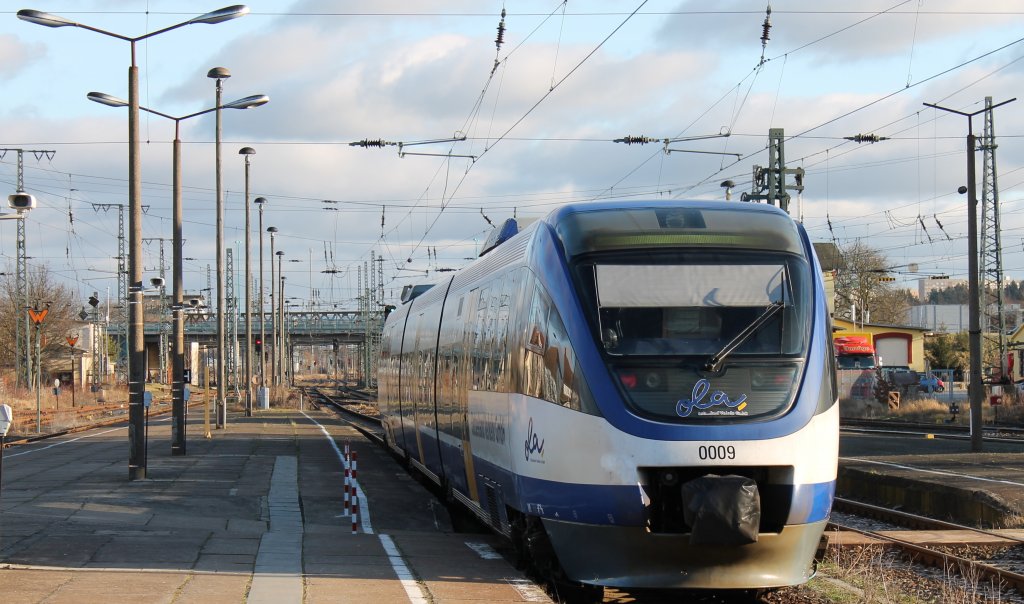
358;262;366;385
144;237;169;383
16;178;28;388
2;148;55;388
92;203;128;383
370;252;384;388
226;247;237;392
159;239;166;383
979;96;1007;378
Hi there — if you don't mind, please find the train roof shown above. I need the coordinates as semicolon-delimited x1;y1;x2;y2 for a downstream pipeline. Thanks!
543;199;804;258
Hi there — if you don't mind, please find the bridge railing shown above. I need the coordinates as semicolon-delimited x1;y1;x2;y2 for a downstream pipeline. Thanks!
107;310;382;338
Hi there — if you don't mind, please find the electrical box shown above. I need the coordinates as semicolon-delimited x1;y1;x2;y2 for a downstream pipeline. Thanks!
0;403;12;437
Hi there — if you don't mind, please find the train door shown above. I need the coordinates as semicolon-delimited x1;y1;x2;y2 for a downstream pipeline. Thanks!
399;311;421;463
438;290;476;502
415;304;445;483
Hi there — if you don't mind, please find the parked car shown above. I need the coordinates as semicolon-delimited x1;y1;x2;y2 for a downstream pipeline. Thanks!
919;375;945;393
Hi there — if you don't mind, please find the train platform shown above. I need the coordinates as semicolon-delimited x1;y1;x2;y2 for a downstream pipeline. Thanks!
838;427;1024;529
0;406;548;604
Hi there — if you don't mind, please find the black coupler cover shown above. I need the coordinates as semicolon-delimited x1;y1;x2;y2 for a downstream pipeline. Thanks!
680;474;761;545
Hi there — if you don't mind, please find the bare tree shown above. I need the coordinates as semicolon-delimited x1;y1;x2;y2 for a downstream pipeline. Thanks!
0;265;82;380
833;241;912;326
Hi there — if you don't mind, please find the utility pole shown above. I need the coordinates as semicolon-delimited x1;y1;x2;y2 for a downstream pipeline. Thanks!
925;98;1016;452
741;129;804;213
979;97;1008;381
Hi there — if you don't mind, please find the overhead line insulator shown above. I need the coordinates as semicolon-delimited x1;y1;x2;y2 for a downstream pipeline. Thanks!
843;133;889;143
495;8;506;50
614;135;659;145
348;139;395;148
761;4;772;46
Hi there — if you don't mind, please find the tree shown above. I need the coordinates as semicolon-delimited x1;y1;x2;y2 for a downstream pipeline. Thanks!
832;241;912;325
0;265;82;382
924;332;968;374
927;283;968;304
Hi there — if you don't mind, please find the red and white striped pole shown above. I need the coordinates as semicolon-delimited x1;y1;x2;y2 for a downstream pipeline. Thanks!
343;443;351;516
352;450;358;480
351;484;359;534
343;466;350;515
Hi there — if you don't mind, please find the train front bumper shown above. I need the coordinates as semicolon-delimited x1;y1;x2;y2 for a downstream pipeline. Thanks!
543;518;827;589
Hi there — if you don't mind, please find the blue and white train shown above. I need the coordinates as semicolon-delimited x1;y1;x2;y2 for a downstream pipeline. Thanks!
378;200;838;596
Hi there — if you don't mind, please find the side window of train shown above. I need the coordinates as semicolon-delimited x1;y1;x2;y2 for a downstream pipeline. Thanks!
493;271;516;392
546;312;581;410
472;287;489;391
523;286;550;400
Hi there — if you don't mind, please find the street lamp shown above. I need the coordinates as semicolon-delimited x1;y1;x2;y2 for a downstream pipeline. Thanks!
240;147;255;417
925;98;1016;453
209;67;228;429
267;227;278;388
19;4;250;480
87;91;267;453
276;249;285;387
254;197;267;393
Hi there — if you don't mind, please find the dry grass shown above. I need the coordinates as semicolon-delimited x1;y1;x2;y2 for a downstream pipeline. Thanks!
841;391;1024;426
818;538;1010;603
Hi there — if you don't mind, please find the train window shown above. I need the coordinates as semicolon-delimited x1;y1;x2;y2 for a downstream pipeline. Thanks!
577;253;812;422
493;273;514;392
523;287;550;399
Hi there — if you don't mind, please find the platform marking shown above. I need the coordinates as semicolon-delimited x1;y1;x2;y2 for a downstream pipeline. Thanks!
5;427;124;458
843;456;1024;487
506;578;552;602
465;541;503;560
247;455;303;604
301;411;374;533
379;534;430;603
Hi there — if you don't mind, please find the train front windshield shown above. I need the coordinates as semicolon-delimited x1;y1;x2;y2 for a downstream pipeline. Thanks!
558;206;813;422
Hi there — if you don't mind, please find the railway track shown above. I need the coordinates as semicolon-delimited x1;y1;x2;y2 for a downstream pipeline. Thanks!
830;497;1024;597
299;383;1024;602
301;386;384;445
842;417;1024;441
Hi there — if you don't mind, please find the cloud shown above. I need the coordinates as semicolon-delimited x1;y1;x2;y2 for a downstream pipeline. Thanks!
656;0;1024;64
0;34;45;80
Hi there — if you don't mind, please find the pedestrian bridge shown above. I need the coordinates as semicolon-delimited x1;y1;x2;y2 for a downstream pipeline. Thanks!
134;310;383;345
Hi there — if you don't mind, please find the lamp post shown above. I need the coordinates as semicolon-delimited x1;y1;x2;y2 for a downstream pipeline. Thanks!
925;98;1016;453
19;4;249;480
239;147;255;417
275;250;285;387
255;197;267;391
267;227;278;388
277;262;286;387
87;92;267;453
210;67;227;429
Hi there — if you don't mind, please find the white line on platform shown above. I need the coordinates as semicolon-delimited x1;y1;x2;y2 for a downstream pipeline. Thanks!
6;427;124;458
843;456;1024;487
301;411;373;533
379;534;429;604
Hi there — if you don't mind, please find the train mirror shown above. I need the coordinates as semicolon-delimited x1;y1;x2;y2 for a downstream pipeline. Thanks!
0;404;12;437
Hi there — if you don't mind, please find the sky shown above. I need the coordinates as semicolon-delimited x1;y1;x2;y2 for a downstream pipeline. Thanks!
1;0;1024;312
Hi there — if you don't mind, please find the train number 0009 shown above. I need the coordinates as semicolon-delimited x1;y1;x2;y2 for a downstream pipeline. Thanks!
697;445;736;460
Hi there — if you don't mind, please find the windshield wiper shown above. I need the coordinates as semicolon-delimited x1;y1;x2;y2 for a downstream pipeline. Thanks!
703;300;784;372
